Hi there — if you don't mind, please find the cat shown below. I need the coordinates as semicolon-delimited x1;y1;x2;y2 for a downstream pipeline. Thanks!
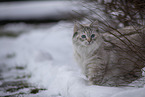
72;22;145;86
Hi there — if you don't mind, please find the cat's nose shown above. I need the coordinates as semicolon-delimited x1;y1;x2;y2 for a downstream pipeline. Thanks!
87;38;92;43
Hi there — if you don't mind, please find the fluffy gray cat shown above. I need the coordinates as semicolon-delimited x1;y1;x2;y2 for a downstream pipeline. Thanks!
72;22;145;86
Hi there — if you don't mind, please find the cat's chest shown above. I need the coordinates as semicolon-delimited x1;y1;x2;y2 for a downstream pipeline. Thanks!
77;44;98;59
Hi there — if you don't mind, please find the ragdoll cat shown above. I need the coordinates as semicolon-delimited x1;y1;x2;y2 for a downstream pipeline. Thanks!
72;22;145;86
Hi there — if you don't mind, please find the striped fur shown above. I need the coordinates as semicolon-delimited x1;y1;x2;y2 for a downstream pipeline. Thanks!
72;23;145;86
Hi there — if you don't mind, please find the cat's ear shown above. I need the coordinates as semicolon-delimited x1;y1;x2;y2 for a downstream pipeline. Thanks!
90;21;100;32
90;21;99;28
74;22;83;32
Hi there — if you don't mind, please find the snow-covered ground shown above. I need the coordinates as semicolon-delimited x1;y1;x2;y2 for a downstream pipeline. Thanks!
0;21;145;97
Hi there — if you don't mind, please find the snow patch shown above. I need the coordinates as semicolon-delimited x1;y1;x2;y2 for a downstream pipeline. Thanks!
0;21;145;97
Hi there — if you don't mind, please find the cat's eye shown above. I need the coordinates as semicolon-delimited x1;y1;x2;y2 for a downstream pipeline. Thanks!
81;35;86;38
91;34;95;38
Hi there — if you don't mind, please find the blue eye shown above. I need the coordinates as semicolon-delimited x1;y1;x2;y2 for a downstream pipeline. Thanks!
91;34;95;38
81;35;86;38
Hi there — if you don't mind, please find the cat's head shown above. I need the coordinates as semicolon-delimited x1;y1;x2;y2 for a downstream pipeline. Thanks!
73;22;100;46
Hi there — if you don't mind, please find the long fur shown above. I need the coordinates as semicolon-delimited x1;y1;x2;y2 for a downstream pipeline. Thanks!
72;23;145;86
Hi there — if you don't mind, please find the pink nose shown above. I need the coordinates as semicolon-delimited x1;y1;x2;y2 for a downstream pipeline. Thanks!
87;38;91;42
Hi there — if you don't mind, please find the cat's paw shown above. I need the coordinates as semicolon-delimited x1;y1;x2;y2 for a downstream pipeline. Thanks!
88;74;104;85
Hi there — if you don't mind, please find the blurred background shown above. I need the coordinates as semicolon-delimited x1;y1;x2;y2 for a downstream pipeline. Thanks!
0;0;84;96
0;0;86;38
0;0;82;25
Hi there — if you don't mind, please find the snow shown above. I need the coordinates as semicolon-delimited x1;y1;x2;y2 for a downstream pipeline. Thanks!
0;21;145;97
112;88;145;97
